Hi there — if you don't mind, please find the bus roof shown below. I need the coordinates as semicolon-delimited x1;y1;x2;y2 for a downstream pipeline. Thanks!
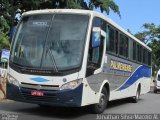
23;9;151;51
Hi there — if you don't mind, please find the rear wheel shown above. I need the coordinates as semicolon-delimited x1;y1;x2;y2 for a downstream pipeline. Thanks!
132;86;140;103
91;87;108;114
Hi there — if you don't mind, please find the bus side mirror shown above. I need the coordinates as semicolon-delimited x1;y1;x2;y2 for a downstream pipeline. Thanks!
92;27;101;48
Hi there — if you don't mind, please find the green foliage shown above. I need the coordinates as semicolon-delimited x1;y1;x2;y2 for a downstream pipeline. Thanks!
148;40;160;76
127;29;132;34
20;0;47;10
0;34;10;49
0;16;10;34
0;0;11;49
135;23;160;44
88;0;121;17
135;23;160;76
66;0;81;9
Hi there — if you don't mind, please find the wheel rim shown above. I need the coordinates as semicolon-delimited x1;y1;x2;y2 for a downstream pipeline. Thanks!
98;93;106;109
136;90;140;100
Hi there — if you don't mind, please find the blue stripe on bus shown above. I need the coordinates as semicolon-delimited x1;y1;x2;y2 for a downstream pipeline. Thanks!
117;65;151;91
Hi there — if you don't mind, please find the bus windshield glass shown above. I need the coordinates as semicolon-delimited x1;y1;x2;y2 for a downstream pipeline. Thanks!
10;14;89;71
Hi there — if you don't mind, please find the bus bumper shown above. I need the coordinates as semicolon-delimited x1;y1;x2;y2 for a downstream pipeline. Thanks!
6;81;83;107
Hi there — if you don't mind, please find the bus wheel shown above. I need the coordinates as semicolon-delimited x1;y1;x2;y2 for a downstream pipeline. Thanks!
154;89;157;93
132;86;140;103
91;87;108;114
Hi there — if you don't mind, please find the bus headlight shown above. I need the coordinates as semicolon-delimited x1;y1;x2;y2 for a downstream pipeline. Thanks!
60;79;82;90
7;74;19;86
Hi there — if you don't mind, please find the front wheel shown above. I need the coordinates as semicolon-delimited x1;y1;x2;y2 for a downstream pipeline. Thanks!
154;89;157;93
90;87;108;114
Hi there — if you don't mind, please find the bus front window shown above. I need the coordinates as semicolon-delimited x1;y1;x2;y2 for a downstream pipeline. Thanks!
10;14;89;72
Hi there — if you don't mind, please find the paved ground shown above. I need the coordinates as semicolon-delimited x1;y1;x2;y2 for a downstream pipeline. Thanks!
0;78;157;120
0;91;160;120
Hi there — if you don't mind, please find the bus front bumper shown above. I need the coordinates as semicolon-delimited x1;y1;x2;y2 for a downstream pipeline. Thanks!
6;81;83;107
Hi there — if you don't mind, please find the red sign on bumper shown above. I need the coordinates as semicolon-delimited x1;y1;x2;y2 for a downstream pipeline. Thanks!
31;90;44;96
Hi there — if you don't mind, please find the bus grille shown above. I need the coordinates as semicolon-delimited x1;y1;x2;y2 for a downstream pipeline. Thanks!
20;87;57;102
20;82;59;91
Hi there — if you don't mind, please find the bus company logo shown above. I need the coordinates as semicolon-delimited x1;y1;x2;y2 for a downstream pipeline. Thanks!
31;77;49;82
110;60;132;72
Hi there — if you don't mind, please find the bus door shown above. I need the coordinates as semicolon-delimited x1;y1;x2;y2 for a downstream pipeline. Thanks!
85;19;106;104
86;18;106;77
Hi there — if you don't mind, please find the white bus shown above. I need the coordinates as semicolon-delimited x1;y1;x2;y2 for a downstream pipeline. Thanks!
7;9;152;113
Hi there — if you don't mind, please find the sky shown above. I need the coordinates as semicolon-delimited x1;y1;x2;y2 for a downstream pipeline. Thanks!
96;0;160;34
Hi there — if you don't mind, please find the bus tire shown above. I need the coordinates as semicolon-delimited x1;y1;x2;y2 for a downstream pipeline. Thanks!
132;85;140;103
90;87;108;114
154;89;157;93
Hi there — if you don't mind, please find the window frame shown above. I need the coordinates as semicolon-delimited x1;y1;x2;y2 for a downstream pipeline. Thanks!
99;17;151;67
119;33;129;58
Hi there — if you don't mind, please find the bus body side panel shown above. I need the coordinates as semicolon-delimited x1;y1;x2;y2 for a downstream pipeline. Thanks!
84;53;151;104
139;77;151;94
81;76;109;106
109;77;150;101
103;54;151;101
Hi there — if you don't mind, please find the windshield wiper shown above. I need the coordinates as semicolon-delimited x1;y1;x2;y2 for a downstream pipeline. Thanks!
11;61;31;70
45;46;58;72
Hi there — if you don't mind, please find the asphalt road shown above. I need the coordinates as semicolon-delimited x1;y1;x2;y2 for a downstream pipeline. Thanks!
0;91;160;120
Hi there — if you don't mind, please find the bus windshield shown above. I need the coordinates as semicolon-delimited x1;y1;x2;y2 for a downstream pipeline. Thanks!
10;14;89;71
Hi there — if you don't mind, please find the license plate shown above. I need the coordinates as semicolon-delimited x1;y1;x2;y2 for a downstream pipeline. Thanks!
31;90;44;96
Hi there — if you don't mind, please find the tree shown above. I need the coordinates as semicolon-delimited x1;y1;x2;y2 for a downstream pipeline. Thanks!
39;0;81;9
43;0;121;17
82;0;121;17
0;16;9;34
0;16;10;49
135;23;160;44
0;0;11;49
127;29;133;34
0;33;10;49
66;0;81;9
135;23;160;76
148;40;160;77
